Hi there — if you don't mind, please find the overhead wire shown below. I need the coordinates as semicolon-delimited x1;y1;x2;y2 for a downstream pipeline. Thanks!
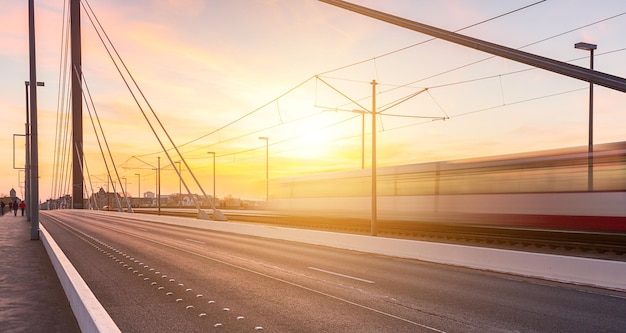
130;2;551;162
142;1;626;166
317;0;548;76
315;7;626;117
56;0;626;190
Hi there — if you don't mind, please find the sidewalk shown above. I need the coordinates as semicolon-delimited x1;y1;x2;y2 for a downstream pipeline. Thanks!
0;212;80;333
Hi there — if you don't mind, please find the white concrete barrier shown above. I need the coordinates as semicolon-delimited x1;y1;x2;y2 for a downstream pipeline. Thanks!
40;224;121;333
91;210;626;291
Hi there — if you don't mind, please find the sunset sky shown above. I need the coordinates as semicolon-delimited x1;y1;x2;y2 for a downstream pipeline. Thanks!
1;0;625;202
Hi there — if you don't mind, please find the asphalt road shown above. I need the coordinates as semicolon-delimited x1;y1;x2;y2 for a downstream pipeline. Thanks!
41;210;626;332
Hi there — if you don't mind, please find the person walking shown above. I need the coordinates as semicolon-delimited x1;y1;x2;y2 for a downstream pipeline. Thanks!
12;200;18;216
0;201;5;215
19;201;26;216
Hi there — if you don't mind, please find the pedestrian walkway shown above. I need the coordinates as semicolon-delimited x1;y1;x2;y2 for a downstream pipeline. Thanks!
0;213;80;333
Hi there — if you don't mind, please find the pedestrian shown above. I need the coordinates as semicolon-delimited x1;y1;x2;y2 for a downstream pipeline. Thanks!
19;201;26;216
0;201;5;215
12;200;18;216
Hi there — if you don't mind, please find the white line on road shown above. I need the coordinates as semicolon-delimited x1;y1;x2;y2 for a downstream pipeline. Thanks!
308;267;375;284
87;219;443;332
185;238;206;244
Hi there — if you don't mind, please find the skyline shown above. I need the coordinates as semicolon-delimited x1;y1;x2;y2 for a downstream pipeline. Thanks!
1;0;625;202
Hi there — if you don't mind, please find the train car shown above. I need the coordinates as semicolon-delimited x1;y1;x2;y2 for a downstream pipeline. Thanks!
270;142;626;231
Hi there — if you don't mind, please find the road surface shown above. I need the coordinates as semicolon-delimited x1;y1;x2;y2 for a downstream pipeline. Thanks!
41;210;626;332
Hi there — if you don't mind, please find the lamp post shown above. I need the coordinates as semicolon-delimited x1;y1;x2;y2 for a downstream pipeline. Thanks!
27;0;42;239
122;176;127;209
157;157;161;215
575;42;596;192
370;80;377;236
24;81;44;222
123;177;127;196
207;152;216;207
258;137;269;203
175;161;182;206
135;173;140;206
135;173;141;197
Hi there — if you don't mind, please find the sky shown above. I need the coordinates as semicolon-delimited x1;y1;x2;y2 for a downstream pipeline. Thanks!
1;0;625;202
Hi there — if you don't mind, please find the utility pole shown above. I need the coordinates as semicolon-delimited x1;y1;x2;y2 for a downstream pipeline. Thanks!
370;80;377;236
71;0;83;209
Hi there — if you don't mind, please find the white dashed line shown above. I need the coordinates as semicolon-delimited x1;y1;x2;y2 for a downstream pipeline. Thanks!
308;267;375;284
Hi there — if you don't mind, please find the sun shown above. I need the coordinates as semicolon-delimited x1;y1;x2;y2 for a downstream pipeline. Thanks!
288;125;334;159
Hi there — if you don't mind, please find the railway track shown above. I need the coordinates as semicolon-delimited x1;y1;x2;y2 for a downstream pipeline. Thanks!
134;209;626;261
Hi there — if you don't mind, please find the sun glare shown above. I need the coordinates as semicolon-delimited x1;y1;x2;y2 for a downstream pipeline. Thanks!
288;125;333;159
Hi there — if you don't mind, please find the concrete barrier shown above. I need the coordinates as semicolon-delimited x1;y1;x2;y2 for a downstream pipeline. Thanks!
91;210;626;291
40;224;121;333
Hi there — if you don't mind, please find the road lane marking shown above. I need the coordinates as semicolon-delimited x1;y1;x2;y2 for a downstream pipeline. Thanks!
54;214;444;332
185;238;206;244
308;267;375;284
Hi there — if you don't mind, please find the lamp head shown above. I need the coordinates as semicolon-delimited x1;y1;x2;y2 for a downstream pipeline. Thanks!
574;42;597;51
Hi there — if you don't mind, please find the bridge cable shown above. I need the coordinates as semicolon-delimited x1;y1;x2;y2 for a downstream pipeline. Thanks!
81;0;222;217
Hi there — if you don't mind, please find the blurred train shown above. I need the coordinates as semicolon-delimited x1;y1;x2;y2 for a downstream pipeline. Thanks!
270;142;626;232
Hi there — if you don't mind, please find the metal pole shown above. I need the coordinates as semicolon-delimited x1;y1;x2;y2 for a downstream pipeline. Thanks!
24;83;30;222
588;49;594;192
135;173;140;210
176;161;181;206
575;42;596;192
71;0;83;209
371;80;377;236
28;0;40;240
24;81;42;223
207;152;216;207
135;174;140;199
158;157;161;215
123;177;127;207
265;140;268;203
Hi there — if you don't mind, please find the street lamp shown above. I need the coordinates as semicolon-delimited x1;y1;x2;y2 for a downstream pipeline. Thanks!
370;80;377;236
24;81;44;222
575;41;597;192
122;176;127;197
157;157;161;215
207;152;216;207
258;137;269;203
135;173;140;199
175;161;182;206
